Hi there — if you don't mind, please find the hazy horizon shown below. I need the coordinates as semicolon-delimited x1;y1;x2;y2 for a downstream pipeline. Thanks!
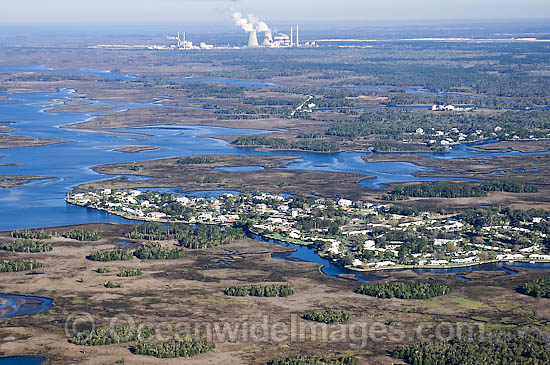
3;0;550;25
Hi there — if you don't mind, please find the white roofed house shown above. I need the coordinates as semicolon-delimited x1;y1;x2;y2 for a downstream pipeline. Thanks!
176;196;191;204
338;199;353;208
352;259;364;267
147;212;167;220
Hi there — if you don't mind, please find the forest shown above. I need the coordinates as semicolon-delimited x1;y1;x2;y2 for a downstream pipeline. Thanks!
232;135;340;153
87;248;133;262
325;109;550;141
0;239;52;253
382;180;538;200
133;242;186;260
392;329;550;364
0;259;43;272
131;337;215;358
224;284;294;297
459;207;550;229
356;282;451;299
519;277;550;298
69;325;155;346
63;230;102;241
176;156;215;165
177;225;244;249
10;229;51;239
125;222;244;248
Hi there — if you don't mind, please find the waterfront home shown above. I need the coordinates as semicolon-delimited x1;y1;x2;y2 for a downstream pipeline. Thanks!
147;212;167;219
496;254;525;260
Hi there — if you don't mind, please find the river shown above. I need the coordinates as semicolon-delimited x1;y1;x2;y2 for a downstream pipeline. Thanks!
2;83;536;230
1;65;549;279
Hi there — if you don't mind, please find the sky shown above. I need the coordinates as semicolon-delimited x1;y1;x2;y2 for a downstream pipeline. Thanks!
2;0;550;25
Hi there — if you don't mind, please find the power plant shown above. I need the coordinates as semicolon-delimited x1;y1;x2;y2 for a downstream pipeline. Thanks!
248;30;260;48
91;12;317;51
232;12;310;48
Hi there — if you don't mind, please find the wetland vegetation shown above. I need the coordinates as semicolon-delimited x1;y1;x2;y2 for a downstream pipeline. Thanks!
69;325;155;346
130;337;215;358
0;240;52;253
0;259;43;272
224;284;294;297
2;22;550;365
393;329;550;364
356;282;451;299
519;277;550;298
302;309;350;324
133;242;185;260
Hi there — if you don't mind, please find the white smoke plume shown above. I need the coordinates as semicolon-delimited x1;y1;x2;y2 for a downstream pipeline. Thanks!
232;12;271;33
256;21;270;32
232;12;254;32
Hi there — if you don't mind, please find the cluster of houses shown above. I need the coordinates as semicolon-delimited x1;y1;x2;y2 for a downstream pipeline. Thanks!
431;104;473;112
67;189;550;270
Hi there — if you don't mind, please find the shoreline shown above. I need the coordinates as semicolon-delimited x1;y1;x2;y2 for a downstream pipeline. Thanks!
0;293;53;319
64;199;550;277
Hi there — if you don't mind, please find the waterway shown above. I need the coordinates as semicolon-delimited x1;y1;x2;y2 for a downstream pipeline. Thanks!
0;294;53;318
2;85;535;230
1;65;549;279
257;235;550;282
0;357;43;365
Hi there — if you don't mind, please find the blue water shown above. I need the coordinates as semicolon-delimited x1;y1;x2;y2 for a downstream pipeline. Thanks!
264;236;549;282
0;358;43;365
0;85;545;230
116;241;133;245
0;294;53;318
0;66;548;291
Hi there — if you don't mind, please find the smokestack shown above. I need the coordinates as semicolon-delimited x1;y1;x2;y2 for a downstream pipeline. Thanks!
296;25;299;47
290;26;294;47
248;30;260;47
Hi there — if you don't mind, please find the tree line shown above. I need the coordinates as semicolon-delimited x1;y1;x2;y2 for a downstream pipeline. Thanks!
87;249;133;262
0;259;44;272
224;284;294;297
178;225;244;249
63;230;102;241
126;223;244;248
392;329;550;364
87;243;185;261
11;229;51;239
520;277;550;298
177;156;215;165
131;337;215;358
69;325;155;346
383;180;538;200
232;135;340;153
356;282;451;300
134;242;186;260
0;239;52;253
